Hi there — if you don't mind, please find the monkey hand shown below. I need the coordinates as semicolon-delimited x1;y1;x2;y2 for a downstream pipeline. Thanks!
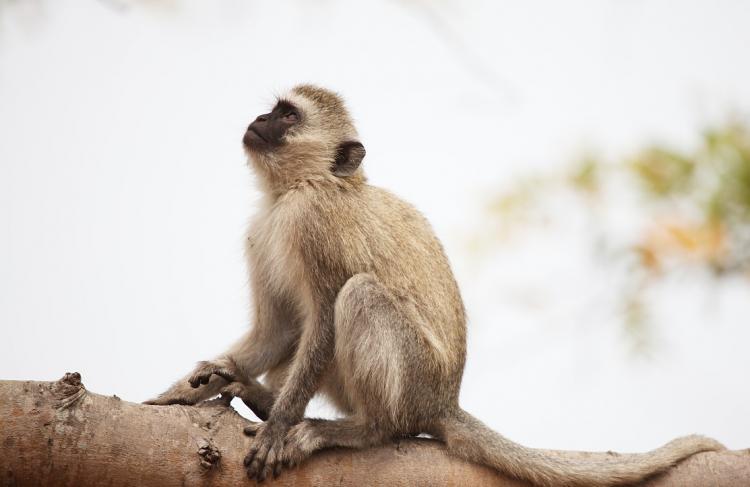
143;359;239;406
243;419;292;481
188;360;239;388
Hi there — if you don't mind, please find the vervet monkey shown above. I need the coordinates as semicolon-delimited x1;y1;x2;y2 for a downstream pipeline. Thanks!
146;84;723;485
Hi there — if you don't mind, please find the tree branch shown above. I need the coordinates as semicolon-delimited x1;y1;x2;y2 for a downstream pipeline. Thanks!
1;373;747;486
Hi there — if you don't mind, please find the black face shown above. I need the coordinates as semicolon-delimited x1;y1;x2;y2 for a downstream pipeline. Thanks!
243;100;300;151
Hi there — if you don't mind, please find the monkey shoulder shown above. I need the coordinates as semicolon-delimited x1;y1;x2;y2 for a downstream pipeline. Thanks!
252;183;436;260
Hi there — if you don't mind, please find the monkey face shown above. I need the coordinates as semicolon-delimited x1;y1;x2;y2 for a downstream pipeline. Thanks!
243;85;366;184
243;100;300;151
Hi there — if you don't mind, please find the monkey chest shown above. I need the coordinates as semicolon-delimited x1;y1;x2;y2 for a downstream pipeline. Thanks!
247;215;307;299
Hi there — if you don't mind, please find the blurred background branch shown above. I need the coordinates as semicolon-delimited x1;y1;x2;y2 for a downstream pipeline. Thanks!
478;118;750;350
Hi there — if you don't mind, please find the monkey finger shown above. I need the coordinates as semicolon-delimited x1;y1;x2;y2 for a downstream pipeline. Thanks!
189;372;213;388
247;454;266;480
246;457;261;479
221;382;248;399
188;361;215;388
273;459;284;478
143;396;171;405
244;422;262;436
243;444;260;466
213;368;238;383
259;446;278;482
246;440;270;479
143;397;191;406
257;464;270;482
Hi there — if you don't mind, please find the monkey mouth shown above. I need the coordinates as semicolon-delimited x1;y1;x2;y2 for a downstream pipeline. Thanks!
244;127;268;146
250;127;268;142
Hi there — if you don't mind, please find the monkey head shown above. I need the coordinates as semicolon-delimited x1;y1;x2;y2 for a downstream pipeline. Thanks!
243;85;366;192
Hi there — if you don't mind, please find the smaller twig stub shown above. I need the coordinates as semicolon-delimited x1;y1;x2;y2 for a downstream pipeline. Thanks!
197;438;221;470
53;372;87;409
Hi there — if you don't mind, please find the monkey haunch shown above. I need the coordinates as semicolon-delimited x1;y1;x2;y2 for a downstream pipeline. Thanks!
146;85;723;485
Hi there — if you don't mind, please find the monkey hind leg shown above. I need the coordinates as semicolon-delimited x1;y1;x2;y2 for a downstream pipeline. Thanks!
434;409;724;487
333;273;435;428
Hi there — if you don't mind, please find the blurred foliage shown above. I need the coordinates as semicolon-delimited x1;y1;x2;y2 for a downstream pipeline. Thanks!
629;120;750;274
568;155;601;195
484;119;750;344
629;148;695;196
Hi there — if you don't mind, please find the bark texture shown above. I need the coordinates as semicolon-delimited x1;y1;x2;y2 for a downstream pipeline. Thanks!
0;373;748;487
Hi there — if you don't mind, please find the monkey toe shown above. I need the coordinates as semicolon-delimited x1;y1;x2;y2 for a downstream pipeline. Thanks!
280;448;302;470
279;423;316;470
245;423;288;481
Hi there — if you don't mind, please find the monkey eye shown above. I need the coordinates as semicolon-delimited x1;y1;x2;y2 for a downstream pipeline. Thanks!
283;111;299;123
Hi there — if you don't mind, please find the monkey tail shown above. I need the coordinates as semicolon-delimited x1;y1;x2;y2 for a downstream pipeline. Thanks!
435;408;723;487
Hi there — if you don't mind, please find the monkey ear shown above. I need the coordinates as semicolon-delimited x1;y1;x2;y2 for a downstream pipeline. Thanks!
333;141;366;177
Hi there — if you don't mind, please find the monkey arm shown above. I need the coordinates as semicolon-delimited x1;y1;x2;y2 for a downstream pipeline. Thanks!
145;280;300;407
243;304;336;481
145;323;297;407
225;272;303;380
267;306;335;425
224;324;299;380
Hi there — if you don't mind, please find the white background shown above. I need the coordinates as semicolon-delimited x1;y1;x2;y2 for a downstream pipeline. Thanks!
1;0;748;451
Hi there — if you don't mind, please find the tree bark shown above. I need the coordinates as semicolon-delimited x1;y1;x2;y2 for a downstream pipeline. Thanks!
0;373;748;486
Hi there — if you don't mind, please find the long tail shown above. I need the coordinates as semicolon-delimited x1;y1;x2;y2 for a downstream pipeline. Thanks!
435;409;724;487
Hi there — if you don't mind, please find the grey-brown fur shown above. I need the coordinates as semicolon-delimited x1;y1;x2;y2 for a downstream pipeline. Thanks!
146;84;724;485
